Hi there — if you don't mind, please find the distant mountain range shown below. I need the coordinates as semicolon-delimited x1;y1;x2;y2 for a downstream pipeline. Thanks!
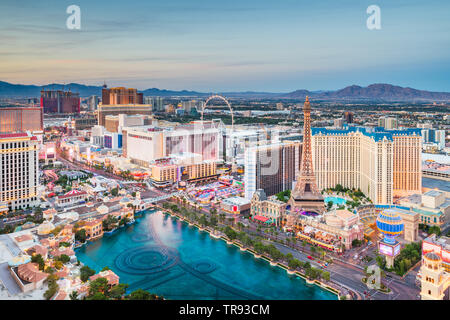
1;80;449;102
282;84;450;102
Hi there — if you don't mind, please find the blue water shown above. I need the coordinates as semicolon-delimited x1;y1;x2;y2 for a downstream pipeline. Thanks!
75;210;337;300
324;196;347;206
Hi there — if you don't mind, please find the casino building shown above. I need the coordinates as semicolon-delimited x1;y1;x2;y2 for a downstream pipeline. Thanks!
311;126;422;204
97;86;151;126
40;90;80;114
0;132;40;211
0;107;43;134
420;235;450;300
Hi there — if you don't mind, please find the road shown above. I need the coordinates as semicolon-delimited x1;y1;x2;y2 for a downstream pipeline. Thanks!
56;154;125;181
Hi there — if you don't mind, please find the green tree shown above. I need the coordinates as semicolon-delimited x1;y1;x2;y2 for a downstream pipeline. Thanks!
56;254;70;264
110;187;119;196
87;292;108;300
69;291;79;300
44;275;59;300
80;265;96;282
109;283;129;300
376;255;387;270
102;215;118;231
88;277;109;297
127;289;152;300
31;254;45;271
75;229;87;243
285;253;294;262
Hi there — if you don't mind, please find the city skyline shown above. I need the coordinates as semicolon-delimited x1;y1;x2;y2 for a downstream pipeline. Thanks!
1;0;450;92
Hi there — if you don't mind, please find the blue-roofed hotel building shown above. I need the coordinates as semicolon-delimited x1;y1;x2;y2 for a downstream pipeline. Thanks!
311;126;422;205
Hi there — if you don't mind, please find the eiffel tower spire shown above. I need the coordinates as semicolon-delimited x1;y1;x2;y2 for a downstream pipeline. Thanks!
289;96;325;215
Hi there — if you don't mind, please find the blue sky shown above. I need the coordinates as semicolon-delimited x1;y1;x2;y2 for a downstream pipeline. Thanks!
0;0;449;92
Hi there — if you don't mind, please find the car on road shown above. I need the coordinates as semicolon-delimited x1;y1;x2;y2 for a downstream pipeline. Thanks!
307;256;313;260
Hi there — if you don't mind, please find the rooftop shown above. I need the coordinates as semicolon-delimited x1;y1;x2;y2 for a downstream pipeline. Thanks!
423;190;444;197
222;196;250;206
312;126;421;142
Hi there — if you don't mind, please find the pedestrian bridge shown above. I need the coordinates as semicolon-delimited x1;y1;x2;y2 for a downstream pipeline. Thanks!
143;192;181;204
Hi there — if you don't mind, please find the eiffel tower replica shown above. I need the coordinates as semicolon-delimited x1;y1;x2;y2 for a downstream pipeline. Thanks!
289;96;325;215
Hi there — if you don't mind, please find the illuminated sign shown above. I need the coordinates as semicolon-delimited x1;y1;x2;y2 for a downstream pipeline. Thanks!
393;243;401;256
379;243;394;256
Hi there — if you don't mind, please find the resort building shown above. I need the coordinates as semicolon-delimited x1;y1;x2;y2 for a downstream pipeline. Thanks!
221;196;251;216
104;114;153;133
81;218;103;240
148;154;217;187
250;189;287;226
420;235;450;300
0;132;40;211
398;191;450;228
98;103;153;127
26;245;49;260
13;233;34;249
284;208;364;251
97;86;150;126
73;116;97;130
0;106;43;134
378;117;398;129
244;141;301;200
220;126;272;163
356;205;420;242
55;190;89;208
422;161;450;181
422;235;450;273
89;270;120;287
41;89;80;114
10;262;47;292
124;122;220;165
311;127;422;204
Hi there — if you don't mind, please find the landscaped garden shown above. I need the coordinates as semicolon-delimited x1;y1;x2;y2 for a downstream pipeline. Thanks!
322;184;372;211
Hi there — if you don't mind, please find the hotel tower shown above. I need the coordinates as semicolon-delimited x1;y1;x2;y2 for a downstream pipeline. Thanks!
0;132;40;211
311;127;422;204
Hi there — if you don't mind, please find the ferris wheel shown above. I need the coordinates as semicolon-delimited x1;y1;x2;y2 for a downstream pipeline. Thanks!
200;94;234;131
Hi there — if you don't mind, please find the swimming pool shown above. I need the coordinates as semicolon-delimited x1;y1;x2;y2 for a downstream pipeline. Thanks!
76;210;337;300
324;196;347;206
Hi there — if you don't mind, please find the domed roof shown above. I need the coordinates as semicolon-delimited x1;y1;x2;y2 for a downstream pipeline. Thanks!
425;252;440;261
376;209;404;237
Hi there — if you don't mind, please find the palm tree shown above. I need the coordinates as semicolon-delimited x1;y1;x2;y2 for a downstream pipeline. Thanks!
69;291;79;300
310;246;316;257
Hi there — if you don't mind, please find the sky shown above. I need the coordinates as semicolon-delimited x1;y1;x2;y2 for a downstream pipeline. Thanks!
0;0;449;92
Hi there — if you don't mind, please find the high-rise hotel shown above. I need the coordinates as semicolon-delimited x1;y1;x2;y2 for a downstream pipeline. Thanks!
244;141;302;199
0;132;39;211
97;86;151;126
311;127;422;204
